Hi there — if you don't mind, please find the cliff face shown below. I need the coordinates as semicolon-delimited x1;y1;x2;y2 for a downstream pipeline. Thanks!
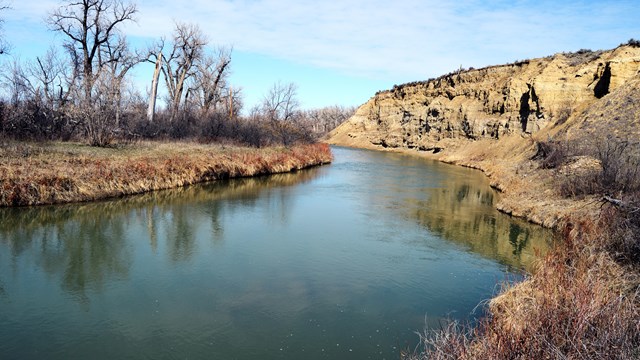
329;45;640;151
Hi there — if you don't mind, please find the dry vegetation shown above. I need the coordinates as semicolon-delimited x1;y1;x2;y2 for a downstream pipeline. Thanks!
0;141;332;207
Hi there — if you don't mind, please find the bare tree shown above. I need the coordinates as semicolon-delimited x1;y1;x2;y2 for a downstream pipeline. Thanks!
100;35;143;125
48;0;137;102
261;82;302;146
302;105;355;135
262;82;299;123
221;85;243;120
150;22;207;122
0;53;80;140
1;59;28;106
47;0;138;145
25;47;78;110
191;46;232;115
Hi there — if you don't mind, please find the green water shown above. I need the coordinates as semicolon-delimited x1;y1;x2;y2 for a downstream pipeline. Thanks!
0;146;550;359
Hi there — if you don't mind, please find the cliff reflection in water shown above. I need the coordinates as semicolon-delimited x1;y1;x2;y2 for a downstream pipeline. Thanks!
0;169;322;299
411;173;551;271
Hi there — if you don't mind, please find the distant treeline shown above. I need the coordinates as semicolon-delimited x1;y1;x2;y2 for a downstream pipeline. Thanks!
0;0;354;147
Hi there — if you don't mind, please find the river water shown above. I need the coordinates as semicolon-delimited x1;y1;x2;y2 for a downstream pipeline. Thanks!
0;146;550;359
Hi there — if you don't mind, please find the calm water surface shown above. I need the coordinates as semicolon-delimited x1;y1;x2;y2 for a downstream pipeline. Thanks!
0;146;550;359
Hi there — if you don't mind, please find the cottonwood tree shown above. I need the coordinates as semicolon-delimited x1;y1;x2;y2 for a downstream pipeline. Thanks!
263;82;299;122
149;22;207;122
48;0;137;102
261;82;303;146
47;0;138;145
22;47;80;138
1;59;28;106
100;35;143;126
191;46;232;115
25;47;77;109
0;51;79;139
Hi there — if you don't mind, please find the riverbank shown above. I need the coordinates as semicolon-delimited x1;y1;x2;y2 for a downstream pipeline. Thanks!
419;138;639;359
326;138;639;359
0;141;332;207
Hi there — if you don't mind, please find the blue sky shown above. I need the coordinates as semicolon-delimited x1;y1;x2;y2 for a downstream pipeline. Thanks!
2;0;640;112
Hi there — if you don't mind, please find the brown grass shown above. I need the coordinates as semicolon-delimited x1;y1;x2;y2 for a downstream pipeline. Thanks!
0;141;332;207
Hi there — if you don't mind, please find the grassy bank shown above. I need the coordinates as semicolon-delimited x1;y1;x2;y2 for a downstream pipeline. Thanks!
0;141;332;207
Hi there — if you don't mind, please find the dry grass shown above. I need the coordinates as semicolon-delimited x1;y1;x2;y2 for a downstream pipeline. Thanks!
0;141;332;207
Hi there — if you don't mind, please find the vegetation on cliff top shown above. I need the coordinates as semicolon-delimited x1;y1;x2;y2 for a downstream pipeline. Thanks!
379;38;640;97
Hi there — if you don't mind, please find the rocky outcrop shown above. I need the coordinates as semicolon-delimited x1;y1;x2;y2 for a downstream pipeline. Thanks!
329;45;640;151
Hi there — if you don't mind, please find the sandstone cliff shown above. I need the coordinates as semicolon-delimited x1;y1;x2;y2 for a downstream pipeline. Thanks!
329;44;640;151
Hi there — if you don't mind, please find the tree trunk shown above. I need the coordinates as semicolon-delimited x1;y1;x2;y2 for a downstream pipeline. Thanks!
147;52;163;122
171;68;188;122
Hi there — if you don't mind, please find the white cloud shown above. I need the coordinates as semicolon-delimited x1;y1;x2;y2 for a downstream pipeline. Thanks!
7;0;640;81
118;0;640;81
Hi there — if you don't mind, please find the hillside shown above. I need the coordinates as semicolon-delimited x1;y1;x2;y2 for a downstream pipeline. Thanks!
329;44;640;151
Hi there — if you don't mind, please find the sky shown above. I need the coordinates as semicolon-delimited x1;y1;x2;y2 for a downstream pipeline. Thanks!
2;0;640;112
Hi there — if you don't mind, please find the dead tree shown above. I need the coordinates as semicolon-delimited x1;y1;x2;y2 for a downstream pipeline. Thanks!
153;22;207;122
147;51;162;122
192;47;232;115
47;0;137;145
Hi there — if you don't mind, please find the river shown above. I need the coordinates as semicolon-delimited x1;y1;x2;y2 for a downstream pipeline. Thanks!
0;146;550;359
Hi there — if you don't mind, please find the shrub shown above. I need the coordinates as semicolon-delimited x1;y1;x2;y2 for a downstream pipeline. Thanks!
558;170;600;197
532;139;568;169
624;38;640;48
554;136;640;197
595;137;640;193
600;193;640;264
553;103;573;125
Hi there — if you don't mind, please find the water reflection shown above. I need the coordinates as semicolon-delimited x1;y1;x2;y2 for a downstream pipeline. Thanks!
0;169;322;299
411;175;551;270
341;148;551;271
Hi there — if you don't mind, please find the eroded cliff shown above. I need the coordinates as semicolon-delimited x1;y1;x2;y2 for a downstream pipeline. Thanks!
329;45;640;151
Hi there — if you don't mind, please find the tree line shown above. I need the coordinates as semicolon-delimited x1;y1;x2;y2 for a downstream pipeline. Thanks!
0;0;354;147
